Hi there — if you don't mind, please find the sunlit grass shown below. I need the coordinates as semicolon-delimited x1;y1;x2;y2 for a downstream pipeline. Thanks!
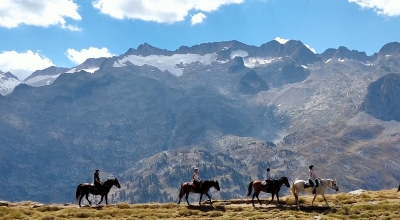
0;189;398;219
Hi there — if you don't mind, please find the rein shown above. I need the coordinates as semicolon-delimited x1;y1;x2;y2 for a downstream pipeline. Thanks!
318;178;335;190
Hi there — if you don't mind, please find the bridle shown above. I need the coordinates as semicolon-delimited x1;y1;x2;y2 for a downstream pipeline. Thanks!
318;178;338;190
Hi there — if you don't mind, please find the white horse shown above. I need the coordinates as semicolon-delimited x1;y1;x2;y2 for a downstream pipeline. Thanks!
290;178;339;207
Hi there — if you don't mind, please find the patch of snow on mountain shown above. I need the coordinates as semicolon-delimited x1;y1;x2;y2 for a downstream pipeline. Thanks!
81;67;99;73
113;53;217;77
301;65;308;69
243;57;281;68
0;78;21;95
66;68;76;73
230;50;248;58
25;74;60;85
65;67;99;73
325;59;331;63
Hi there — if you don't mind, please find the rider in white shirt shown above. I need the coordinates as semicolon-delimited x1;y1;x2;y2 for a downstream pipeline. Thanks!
265;168;274;192
309;165;318;194
192;168;202;192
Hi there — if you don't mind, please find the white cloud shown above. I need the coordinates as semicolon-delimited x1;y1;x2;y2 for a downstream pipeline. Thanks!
275;37;289;44
66;47;115;65
0;0;81;30
0;50;54;80
191;13;206;25
92;0;244;23
348;0;400;16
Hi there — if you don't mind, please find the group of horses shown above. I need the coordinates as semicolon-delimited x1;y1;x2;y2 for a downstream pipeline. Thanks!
75;176;339;208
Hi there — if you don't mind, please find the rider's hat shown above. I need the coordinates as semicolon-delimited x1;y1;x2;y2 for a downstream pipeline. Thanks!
194;167;198;171
95;169;99;172
266;168;270;171
309;165;314;169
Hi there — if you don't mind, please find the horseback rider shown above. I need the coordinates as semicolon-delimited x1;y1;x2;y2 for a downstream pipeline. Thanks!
309;165;318;194
192;168;202;192
265;168;274;192
93;169;103;189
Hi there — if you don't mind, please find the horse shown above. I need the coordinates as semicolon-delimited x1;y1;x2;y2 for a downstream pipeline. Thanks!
398;184;400;192
291;178;339;207
245;176;291;207
177;180;220;206
76;178;121;207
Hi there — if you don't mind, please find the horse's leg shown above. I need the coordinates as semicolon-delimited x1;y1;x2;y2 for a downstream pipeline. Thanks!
78;194;83;207
323;194;329;207
199;193;203;206
185;192;190;205
294;193;298;206
177;185;183;204
251;193;256;207
105;194;108;205
204;192;212;205
97;195;104;205
255;192;262;206
85;193;91;206
267;193;274;205
276;193;280;205
311;194;317;207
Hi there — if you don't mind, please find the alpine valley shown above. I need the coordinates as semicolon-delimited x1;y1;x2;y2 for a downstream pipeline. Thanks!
1;39;400;204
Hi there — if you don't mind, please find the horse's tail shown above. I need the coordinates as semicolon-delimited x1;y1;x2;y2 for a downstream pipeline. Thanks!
245;181;253;197
290;181;296;195
178;183;184;197
76;184;83;200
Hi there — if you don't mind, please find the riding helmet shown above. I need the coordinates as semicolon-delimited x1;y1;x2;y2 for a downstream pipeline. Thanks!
309;165;313;169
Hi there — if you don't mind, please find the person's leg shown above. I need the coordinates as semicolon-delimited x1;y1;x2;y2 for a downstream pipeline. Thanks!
311;179;316;193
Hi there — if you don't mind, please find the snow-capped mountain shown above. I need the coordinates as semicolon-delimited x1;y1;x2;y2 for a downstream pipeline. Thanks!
2;39;400;203
0;71;22;96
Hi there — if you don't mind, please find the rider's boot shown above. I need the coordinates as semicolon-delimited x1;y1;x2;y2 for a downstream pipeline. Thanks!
312;186;316;194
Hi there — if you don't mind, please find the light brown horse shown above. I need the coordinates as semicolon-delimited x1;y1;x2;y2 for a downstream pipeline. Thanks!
76;178;121;207
246;176;290;206
177;180;220;206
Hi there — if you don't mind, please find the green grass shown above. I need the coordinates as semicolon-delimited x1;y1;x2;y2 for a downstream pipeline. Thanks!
0;189;399;219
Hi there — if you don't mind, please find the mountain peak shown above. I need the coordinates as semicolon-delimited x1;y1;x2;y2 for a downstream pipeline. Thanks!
378;42;400;56
125;43;170;56
24;66;69;82
1;71;19;80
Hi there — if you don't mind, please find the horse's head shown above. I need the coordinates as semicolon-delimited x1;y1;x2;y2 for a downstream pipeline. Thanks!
104;178;121;188
281;176;291;188
331;179;339;191
213;180;220;191
113;178;121;188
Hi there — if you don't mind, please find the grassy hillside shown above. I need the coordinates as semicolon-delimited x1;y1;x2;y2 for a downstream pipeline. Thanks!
1;189;399;219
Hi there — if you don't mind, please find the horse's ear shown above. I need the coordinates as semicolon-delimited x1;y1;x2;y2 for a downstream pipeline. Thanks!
115;178;118;181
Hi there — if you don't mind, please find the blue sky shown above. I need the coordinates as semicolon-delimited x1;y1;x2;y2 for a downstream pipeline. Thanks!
0;0;399;80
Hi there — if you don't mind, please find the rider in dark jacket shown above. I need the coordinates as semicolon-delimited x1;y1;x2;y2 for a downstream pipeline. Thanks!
94;169;103;188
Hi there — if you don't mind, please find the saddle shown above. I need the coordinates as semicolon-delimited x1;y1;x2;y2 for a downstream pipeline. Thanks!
304;179;319;188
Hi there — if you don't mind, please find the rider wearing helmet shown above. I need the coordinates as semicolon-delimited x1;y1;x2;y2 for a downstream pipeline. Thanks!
192;168;202;192
309;165;318;194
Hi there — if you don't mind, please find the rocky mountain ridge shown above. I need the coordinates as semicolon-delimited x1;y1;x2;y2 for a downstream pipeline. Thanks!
1;39;400;204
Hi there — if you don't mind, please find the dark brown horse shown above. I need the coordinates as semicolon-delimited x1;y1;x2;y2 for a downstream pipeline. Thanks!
177;180;220;206
246;176;290;207
76;178;121;207
398;184;400;192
